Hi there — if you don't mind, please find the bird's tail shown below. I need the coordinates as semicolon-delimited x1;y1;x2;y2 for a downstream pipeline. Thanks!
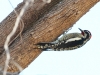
35;42;54;51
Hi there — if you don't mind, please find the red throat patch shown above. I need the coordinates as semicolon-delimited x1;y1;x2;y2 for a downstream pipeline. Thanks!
81;32;84;36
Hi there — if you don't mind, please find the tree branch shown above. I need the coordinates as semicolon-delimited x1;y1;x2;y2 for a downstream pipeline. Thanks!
0;0;99;73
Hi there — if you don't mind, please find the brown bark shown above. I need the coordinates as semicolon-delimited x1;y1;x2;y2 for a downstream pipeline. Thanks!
0;0;99;73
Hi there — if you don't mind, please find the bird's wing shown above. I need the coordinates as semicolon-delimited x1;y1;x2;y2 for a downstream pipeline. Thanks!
53;33;84;43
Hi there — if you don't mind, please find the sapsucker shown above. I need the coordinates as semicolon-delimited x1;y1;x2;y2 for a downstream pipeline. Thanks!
36;28;92;51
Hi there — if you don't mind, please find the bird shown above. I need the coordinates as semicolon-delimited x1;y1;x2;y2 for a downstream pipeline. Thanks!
36;28;92;51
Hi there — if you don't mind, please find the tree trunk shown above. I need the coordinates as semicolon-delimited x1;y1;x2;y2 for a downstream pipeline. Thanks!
0;0;99;73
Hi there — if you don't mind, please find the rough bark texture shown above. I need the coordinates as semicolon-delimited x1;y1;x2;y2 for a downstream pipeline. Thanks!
0;0;99;73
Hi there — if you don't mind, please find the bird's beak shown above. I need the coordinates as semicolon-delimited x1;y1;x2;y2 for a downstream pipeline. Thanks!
78;28;83;32
78;28;84;36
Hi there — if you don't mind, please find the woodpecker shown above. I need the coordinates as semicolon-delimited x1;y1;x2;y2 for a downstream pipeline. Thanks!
36;28;92;51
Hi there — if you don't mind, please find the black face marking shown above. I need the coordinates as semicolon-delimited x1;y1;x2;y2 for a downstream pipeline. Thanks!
84;30;92;39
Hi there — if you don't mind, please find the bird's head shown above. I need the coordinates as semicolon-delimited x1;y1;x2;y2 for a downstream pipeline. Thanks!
78;28;92;40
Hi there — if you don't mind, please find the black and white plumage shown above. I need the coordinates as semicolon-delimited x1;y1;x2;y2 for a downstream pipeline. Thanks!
36;28;92;51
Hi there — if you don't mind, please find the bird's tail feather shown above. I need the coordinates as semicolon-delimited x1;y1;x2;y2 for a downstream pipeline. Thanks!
36;42;53;51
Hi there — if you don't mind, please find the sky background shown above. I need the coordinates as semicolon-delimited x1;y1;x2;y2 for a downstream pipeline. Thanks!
0;0;100;75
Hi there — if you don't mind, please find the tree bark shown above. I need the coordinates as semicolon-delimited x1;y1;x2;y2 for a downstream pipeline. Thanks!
0;0;99;73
